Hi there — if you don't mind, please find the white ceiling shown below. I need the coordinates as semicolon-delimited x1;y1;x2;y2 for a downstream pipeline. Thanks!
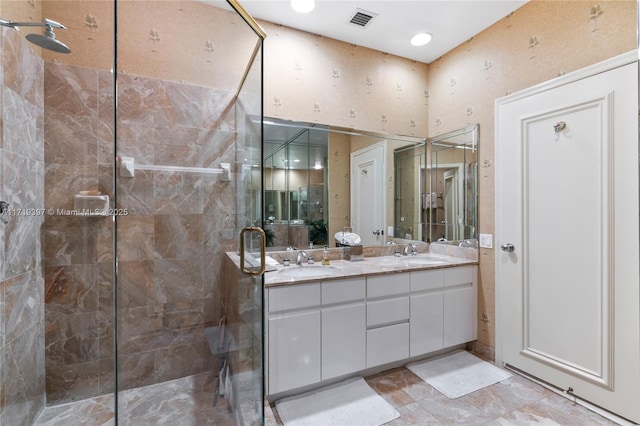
208;0;527;63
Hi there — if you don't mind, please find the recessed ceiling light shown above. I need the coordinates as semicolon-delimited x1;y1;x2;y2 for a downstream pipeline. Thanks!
291;0;315;13
410;32;432;47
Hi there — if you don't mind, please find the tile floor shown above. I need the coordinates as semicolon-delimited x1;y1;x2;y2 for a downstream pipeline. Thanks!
34;355;619;426
267;364;620;426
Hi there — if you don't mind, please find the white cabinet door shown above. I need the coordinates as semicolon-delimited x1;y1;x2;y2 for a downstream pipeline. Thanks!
268;310;321;395
322;303;366;380
410;292;443;357
443;266;477;347
443;286;476;347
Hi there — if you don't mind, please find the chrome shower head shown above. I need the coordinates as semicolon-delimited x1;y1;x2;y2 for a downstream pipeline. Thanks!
0;18;70;54
25;26;71;54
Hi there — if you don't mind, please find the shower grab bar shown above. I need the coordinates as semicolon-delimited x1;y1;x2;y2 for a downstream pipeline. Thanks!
119;156;230;181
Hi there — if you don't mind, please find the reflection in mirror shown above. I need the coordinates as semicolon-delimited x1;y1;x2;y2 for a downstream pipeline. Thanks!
263;118;329;249
393;143;426;241
263;118;427;248
427;124;478;243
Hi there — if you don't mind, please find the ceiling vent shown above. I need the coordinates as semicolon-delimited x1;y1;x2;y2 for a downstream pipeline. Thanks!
348;8;377;28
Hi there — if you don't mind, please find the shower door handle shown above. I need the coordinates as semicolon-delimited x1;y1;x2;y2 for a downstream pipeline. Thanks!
240;226;266;276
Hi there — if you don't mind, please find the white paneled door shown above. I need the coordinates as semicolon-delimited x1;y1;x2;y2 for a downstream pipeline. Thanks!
351;142;386;245
496;54;640;423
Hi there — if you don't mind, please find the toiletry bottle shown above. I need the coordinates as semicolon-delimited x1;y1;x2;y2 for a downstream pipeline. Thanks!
322;246;330;266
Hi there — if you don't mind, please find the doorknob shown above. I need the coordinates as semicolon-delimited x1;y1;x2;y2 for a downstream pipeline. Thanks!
501;243;515;252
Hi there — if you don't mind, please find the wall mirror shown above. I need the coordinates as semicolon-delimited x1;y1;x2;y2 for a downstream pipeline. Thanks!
263;118;329;249
427;124;479;243
263;117;426;248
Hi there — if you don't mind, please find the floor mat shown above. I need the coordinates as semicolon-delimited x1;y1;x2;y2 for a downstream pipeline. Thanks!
275;377;400;426
407;350;512;399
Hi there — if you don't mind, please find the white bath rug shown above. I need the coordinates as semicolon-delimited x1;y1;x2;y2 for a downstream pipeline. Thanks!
275;377;400;426
407;350;512;399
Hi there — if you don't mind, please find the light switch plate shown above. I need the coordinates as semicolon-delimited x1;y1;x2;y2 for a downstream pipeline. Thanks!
387;226;394;236
479;233;493;248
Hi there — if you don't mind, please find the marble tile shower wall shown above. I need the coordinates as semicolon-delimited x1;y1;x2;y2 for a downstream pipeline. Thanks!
42;61;239;404
0;29;47;426
43;61;116;404
115;71;239;394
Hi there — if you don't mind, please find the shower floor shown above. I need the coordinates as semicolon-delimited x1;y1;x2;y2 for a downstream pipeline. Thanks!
33;372;235;426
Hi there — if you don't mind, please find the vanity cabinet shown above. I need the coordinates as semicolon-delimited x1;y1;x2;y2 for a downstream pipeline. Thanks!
265;265;477;396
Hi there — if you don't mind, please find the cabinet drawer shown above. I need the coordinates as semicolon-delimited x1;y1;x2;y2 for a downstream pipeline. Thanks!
366;322;409;368
367;297;409;327
411;269;444;292
444;265;476;288
268;283;321;313
322;277;366;305
367;273;410;298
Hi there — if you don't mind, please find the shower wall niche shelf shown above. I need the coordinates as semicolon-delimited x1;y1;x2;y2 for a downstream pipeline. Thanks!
74;193;110;216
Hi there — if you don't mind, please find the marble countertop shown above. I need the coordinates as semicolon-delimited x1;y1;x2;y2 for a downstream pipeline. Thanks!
227;252;477;287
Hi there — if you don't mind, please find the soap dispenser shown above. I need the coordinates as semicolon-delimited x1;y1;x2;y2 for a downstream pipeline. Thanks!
322;246;330;266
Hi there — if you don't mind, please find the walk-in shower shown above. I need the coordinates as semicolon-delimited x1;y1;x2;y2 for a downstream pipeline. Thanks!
0;0;264;425
0;18;70;53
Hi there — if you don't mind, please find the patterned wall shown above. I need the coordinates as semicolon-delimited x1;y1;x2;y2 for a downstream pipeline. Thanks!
262;21;429;138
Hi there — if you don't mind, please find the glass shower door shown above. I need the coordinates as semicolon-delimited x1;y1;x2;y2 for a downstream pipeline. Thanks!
114;0;265;424
232;32;265;425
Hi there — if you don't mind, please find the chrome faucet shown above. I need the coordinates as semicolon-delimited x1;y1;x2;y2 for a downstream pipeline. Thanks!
296;250;309;266
403;243;418;256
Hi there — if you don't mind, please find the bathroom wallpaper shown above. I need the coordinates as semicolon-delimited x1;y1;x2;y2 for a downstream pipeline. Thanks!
261;20;429;138
40;0;261;93
427;0;637;352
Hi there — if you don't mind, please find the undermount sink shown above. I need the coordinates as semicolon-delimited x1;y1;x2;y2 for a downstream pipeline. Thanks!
277;265;338;278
